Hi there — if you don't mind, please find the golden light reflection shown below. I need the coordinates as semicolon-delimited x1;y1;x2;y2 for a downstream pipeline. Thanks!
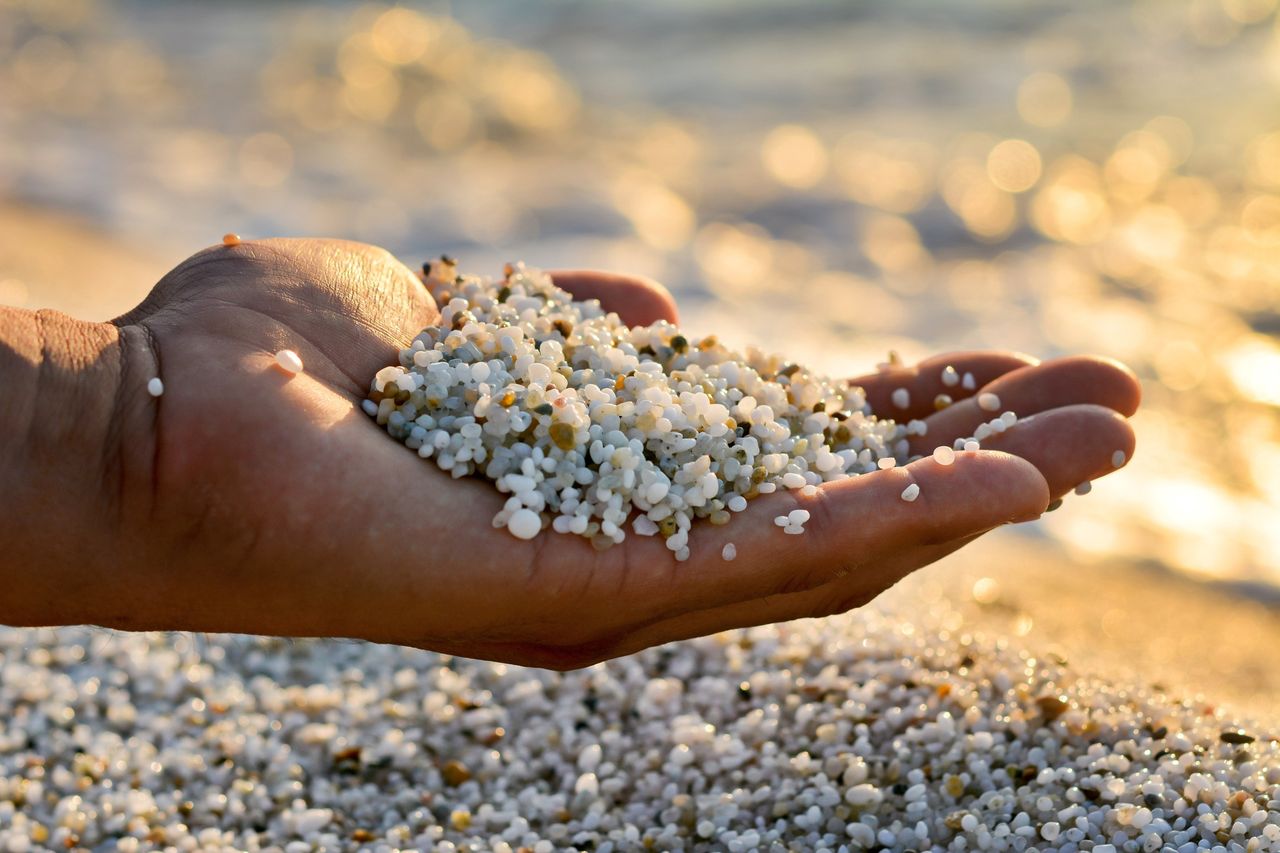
288;78;347;133
694;222;775;298
945;259;1007;313
633;122;702;182
862;214;930;273
483;52;578;133
1187;0;1242;46
1146;476;1243;576
1204;225;1257;278
337;36;400;122
833;135;935;213
13;34;76;98
761;124;828;189
1222;335;1280;406
1153;339;1207;390
805;271;908;331
611;170;696;251
1241;193;1280;245
942;159;1018;240
415;93;475;150
1105;132;1175;205
986;139;1043;193
1161;176;1221;227
1247;131;1280;187
971;577;1000;604
415;18;474;81
105;42;168;102
1120;205;1186;264
0;278;29;306
1031;156;1111;244
1144;116;1194;166
1016;72;1073;128
1222;0;1278;24
369;8;438;65
343;76;400;123
150;130;231;192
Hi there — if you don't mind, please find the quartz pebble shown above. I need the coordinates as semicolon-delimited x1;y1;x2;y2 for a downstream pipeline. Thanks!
901;482;921;502
1113;449;1127;467
146;377;164;397
275;348;304;375
933;445;956;465
367;260;907;551
721;542;736;561
892;387;911;409
507;508;542;540
977;392;1001;411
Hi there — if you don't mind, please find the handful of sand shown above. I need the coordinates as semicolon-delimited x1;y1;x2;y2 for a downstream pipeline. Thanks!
364;259;992;558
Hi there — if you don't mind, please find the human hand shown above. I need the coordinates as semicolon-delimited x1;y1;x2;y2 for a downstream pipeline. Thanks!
0;239;1138;668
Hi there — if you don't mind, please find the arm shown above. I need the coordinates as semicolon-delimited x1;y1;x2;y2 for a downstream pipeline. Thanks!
0;308;159;627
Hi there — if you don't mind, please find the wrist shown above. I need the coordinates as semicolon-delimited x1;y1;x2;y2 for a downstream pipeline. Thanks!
0;307;157;626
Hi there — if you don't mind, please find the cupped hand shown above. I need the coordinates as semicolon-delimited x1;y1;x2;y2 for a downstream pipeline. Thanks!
109;238;1138;668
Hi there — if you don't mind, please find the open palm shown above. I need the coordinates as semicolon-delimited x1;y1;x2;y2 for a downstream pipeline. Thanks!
114;238;1138;668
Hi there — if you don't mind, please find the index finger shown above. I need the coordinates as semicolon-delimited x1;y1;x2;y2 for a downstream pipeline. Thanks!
852;351;1039;420
550;270;679;327
615;450;1050;625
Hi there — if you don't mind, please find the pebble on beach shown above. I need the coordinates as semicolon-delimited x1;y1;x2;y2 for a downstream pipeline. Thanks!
1113;449;1127;468
901;482;921;502
506;508;542;540
146;377;164;397
274;349;304;375
977;392;1001;411
222;232;241;246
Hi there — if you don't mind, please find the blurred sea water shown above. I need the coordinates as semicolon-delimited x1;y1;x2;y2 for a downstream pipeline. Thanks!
2;0;1279;597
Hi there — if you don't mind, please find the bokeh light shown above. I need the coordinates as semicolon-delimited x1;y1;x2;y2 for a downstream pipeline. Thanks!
761;124;828;189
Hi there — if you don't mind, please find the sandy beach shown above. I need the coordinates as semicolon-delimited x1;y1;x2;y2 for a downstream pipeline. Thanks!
2;205;1277;850
4;0;1280;846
